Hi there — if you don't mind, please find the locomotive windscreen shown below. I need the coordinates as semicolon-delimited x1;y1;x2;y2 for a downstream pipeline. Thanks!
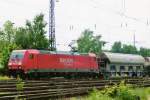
10;51;25;60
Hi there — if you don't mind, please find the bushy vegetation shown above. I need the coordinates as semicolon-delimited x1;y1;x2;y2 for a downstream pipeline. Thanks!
134;88;150;100
0;44;20;74
86;81;150;100
16;75;24;91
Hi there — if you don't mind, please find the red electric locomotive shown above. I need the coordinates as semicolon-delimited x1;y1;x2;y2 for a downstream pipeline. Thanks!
8;49;99;78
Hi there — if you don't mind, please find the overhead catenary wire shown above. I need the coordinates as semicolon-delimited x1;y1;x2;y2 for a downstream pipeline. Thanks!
90;0;150;27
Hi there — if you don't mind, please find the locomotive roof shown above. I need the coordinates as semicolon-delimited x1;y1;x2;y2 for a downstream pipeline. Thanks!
40;50;76;54
12;50;95;56
39;50;87;55
12;50;26;52
101;52;145;64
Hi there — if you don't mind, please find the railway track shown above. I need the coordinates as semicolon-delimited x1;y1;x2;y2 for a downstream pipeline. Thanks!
0;78;149;100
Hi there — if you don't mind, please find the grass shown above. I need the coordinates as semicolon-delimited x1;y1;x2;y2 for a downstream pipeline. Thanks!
16;76;24;91
86;87;150;100
133;87;150;100
0;76;12;80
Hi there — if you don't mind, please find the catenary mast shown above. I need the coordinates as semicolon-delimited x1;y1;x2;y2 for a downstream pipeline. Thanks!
49;0;56;50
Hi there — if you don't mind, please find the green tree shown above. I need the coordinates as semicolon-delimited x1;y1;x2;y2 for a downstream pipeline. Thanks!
111;42;138;54
25;13;49;49
15;27;29;49
14;14;50;50
0;21;20;74
122;44;138;54
0;29;5;41
0;21;16;52
77;29;105;54
0;29;5;52
0;44;20;74
3;20;16;43
139;47;150;57
111;41;122;53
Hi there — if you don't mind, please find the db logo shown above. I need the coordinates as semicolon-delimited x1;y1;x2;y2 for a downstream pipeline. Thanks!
59;58;74;64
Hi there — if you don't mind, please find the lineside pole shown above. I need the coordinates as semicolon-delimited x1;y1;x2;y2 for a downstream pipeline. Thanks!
49;0;56;51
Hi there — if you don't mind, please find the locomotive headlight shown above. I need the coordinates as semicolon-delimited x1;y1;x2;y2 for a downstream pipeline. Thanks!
18;62;22;65
18;66;22;69
8;63;12;66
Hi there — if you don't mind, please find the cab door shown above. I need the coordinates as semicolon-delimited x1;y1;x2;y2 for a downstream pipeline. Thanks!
27;53;37;70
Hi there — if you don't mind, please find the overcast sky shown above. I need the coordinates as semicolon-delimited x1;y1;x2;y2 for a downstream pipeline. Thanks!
0;0;150;51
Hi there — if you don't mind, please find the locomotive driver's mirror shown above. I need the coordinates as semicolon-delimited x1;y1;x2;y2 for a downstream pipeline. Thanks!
29;54;34;59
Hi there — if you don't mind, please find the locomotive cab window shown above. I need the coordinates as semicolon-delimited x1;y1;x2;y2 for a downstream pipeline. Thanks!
29;54;34;59
10;52;24;59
